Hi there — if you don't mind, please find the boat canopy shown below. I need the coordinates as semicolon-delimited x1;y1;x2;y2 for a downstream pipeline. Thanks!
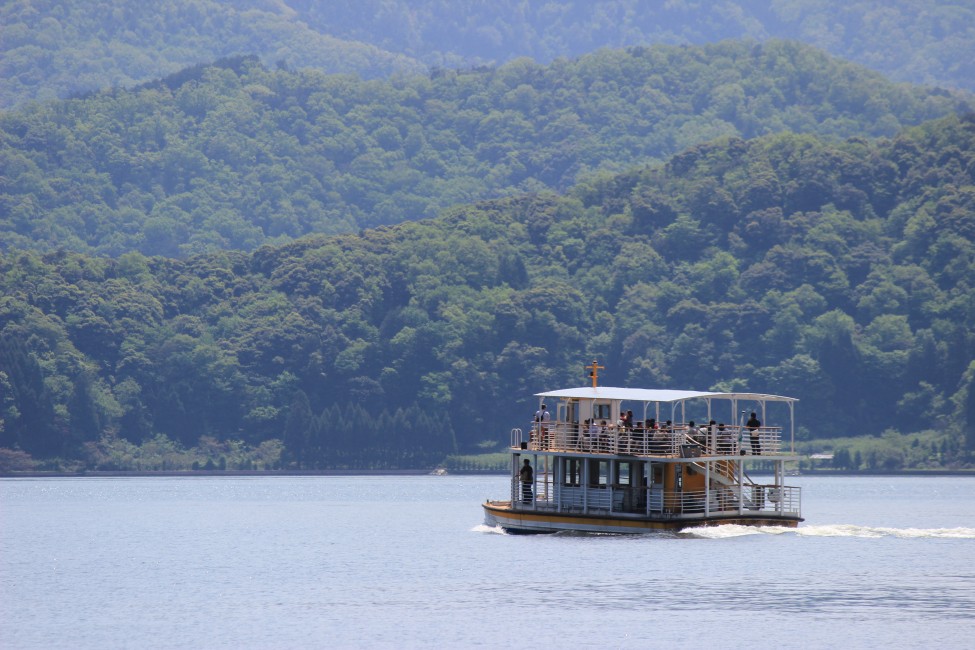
535;387;797;404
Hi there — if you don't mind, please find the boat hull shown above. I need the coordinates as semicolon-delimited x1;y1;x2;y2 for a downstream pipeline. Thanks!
483;501;801;534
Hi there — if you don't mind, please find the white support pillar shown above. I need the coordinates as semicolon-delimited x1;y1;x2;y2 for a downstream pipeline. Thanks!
738;459;744;516
705;461;711;516
582;457;589;514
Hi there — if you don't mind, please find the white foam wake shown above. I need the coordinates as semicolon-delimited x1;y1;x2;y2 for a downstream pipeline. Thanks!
471;523;508;535
685;524;975;539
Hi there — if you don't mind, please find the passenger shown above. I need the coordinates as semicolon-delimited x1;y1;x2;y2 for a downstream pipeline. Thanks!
746;412;762;455
706;419;717;451
717;422;735;454
615;418;630;453
534;403;550;446
587;418;600;450
652;423;669;454
620;410;634;451
520;459;534;502
633;420;645;454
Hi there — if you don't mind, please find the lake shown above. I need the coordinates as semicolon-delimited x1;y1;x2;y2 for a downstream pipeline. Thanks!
1;474;974;649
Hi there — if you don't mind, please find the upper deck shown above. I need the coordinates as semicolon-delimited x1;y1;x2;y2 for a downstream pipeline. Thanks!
526;380;799;460
521;420;793;459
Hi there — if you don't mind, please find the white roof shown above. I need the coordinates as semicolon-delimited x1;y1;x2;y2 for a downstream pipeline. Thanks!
535;386;797;404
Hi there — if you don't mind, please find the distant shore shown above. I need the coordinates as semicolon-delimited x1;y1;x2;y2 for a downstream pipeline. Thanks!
2;468;974;478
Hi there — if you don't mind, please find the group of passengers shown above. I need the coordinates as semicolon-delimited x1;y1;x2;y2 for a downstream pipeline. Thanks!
573;415;744;455
532;406;765;455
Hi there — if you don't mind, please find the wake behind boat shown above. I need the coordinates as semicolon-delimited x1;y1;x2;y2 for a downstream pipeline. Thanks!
483;361;803;533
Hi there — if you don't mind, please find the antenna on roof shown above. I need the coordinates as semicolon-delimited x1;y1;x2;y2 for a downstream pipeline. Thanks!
586;360;604;388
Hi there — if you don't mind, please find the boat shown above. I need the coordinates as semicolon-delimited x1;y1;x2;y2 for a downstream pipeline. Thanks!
483;361;803;533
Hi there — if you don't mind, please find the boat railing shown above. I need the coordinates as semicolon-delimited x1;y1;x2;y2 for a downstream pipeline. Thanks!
526;422;785;457
657;484;800;517
513;480;801;519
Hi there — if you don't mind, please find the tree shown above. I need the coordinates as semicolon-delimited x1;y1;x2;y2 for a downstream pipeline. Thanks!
67;371;103;451
282;390;313;468
0;335;63;456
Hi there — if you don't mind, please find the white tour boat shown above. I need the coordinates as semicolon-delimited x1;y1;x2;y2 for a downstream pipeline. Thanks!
483;362;803;533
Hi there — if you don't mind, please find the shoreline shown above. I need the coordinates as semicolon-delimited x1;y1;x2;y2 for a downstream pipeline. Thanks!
2;468;974;478
0;469;506;478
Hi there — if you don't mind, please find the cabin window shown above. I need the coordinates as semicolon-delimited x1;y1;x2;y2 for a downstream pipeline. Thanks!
588;459;608;486
616;461;632;486
566;401;578;424
563;458;582;486
650;464;663;485
594;403;611;420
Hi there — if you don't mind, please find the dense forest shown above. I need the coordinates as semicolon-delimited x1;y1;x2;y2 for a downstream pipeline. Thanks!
2;1;973;110
293;0;975;90
2;113;974;471
2;44;971;257
2;4;974;473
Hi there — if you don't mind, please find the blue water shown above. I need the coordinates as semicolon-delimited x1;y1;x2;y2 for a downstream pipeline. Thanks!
1;475;974;649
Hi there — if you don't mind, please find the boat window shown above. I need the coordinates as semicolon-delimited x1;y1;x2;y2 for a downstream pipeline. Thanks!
565;401;578;424
563;458;582;486
588;459;608;486
650;464;663;485
594;403;611;420
616;461;632;486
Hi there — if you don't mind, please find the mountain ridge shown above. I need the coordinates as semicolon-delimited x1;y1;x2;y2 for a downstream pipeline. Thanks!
3;0;973;110
2;41;970;258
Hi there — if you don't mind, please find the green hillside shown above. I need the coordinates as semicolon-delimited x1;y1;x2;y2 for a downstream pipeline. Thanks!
3;1;973;110
2;43;970;257
0;0;423;110
293;0;975;91
2;114;974;471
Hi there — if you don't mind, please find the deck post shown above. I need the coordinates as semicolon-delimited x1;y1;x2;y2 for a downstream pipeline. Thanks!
738;458;744;516
582;457;589;514
775;460;783;515
705;461;711;516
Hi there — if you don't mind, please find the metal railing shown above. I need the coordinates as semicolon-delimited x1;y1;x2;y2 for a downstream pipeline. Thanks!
512;478;801;519
525;422;785;457
657;485;800;517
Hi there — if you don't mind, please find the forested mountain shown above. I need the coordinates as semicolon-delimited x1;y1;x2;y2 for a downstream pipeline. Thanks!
293;0;975;91
2;115;974;471
2;1;973;110
2;43;970;257
0;0;424;110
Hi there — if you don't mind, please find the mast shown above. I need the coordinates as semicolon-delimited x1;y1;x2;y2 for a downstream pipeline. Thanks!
586;359;604;388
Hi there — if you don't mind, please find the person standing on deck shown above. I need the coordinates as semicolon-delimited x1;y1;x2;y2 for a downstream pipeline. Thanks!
718;422;735;454
533;404;550;446
520;459;534;502
746;412;762;455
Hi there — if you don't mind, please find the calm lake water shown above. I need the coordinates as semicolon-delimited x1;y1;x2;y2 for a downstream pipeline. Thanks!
1;474;974;649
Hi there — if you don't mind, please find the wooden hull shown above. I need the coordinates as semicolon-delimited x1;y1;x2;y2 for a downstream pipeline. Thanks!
483;501;802;534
